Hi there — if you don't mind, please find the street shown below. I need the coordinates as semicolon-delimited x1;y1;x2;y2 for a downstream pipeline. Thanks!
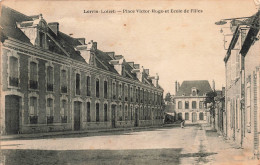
0;124;257;165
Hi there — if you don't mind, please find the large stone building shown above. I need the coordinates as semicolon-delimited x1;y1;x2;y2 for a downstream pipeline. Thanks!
173;80;212;124
223;10;260;158
0;6;164;135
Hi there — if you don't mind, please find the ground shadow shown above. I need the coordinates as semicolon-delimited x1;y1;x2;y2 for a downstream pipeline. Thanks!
1;148;183;165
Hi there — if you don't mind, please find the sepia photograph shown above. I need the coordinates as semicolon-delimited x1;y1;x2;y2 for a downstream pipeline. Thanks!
1;0;260;164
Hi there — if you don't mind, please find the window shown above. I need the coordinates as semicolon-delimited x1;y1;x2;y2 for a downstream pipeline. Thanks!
47;98;54;124
192;88;197;96
144;90;147;103
61;100;67;123
140;107;143;120
39;31;45;48
104;104;108;122
136;88;139;102
185;113;189;120
61;69;67;93
112;81;116;99
76;73;80;95
128;106;133;120
87;102;91;122
9;56;19;87
178;101;182;109
192;101;197;109
178;113;182;120
118;105;122;121
96;79;99;98
185;101;189;109
125;105;128;120
96;103;99;122
46;66;54;91
199;112;204;120
29;62;38;89
199;101;203;109
130;87;133;102
140;89;144;103
29;97;38;124
86;76;91;96
104;80;108;99
246;79;251;132
124;85;128;101
119;84;122;100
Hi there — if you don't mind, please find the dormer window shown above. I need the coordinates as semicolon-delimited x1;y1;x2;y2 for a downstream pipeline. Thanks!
191;87;197;96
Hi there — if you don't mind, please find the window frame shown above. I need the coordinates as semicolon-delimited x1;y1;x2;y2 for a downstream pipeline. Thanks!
28;57;39;90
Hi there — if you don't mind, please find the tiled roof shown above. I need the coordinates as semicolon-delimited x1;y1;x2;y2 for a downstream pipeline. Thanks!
1;5;162;90
0;6;32;44
176;80;212;96
95;49;118;73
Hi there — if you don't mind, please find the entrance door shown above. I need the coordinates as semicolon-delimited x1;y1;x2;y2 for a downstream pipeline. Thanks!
111;105;116;128
5;95;20;134
135;108;138;127
74;101;81;131
192;112;197;123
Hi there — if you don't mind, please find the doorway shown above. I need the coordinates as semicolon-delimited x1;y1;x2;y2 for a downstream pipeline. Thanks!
5;95;20;134
74;101;81;131
111;104;116;128
192;112;197;123
135;107;139;127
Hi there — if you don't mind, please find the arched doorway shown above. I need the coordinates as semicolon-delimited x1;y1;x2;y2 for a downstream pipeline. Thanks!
74;101;81;131
5;95;20;134
111;104;116;128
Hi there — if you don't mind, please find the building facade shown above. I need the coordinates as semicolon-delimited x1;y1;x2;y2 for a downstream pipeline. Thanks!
224;10;260;158
173;80;212;124
0;6;164;135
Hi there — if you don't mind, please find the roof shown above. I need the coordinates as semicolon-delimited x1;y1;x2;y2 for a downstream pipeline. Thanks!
0;5;162;90
176;80;212;96
0;5;32;44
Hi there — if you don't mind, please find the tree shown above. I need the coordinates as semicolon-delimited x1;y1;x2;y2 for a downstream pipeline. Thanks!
164;92;171;102
204;91;217;129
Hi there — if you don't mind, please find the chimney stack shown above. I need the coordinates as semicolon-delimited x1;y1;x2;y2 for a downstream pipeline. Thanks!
76;38;85;45
212;80;215;91
175;81;178;95
48;22;59;36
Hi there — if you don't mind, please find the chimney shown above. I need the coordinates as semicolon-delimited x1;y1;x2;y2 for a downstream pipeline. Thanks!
212;80;215;91
107;52;115;59
175;81;178;95
144;69;149;75
76;38;85;45
48;22;59;35
91;40;97;51
127;62;134;68
134;64;140;69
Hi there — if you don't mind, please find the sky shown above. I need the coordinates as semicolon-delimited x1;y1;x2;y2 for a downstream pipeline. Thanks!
2;0;258;95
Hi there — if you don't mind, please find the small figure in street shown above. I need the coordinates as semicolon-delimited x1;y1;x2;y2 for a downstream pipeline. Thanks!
181;119;185;128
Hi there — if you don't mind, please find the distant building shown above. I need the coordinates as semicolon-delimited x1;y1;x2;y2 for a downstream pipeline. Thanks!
173;80;212;124
0;6;164;135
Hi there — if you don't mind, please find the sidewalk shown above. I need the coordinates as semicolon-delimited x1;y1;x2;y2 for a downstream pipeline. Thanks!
1;124;180;141
203;124;260;165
